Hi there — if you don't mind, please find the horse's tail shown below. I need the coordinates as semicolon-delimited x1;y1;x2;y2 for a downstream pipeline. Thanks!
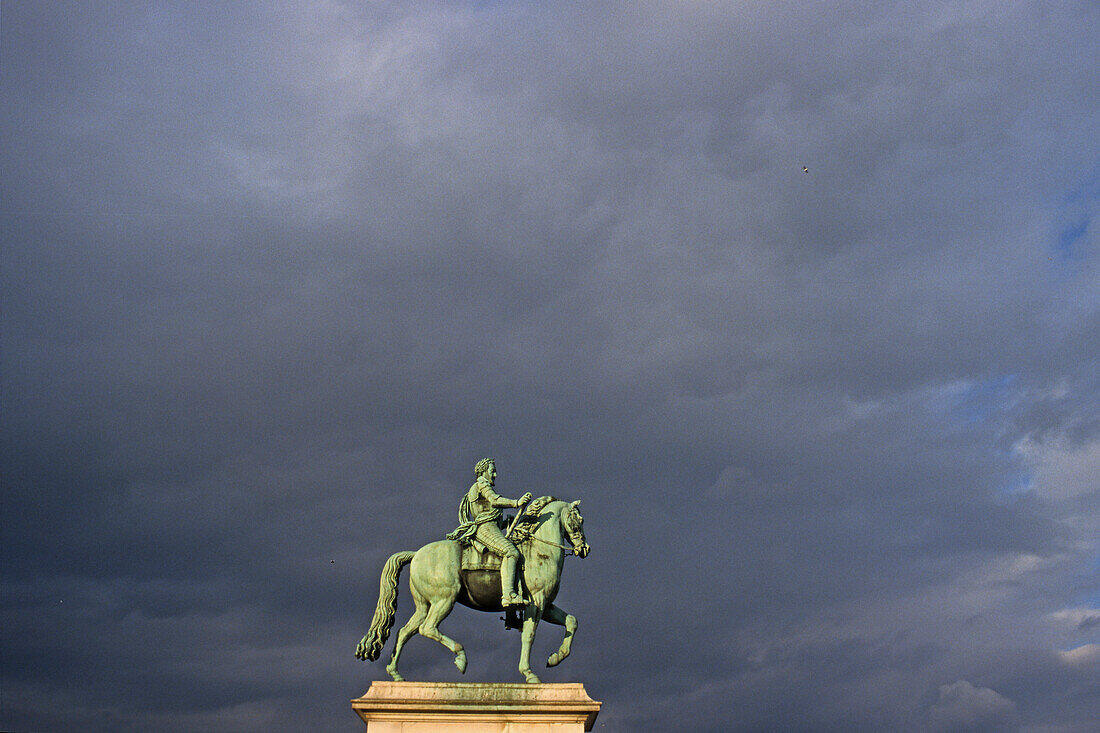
362;550;416;661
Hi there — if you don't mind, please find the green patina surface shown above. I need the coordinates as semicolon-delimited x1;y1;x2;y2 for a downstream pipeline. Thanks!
355;458;591;683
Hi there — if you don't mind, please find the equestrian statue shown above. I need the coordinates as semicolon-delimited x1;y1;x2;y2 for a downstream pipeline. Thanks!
354;458;591;683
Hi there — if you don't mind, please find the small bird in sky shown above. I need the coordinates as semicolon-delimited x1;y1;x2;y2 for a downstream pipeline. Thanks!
802;166;809;173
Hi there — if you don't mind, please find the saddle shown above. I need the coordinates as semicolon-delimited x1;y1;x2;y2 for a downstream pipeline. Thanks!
460;541;505;572
453;498;556;632
459;540;526;632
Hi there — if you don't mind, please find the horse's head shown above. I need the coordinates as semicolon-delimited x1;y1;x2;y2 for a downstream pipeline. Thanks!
562;500;590;558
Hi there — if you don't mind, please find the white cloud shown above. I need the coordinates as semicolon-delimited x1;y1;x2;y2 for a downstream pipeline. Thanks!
930;680;1020;733
1048;609;1100;633
1057;643;1100;669
1017;438;1100;503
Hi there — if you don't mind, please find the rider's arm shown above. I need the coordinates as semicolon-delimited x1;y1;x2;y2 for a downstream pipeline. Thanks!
480;484;530;508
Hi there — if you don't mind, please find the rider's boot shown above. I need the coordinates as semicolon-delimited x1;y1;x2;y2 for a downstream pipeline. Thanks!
500;554;525;608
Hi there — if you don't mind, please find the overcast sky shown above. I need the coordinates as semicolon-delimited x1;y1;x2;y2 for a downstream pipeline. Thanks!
2;2;1099;731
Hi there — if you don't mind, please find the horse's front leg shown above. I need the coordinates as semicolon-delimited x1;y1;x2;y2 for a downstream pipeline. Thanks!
519;602;543;683
542;603;577;668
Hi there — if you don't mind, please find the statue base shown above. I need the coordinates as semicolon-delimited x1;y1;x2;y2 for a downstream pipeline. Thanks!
352;681;601;732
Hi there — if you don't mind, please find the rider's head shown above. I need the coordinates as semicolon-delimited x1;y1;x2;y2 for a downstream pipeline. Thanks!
474;458;496;479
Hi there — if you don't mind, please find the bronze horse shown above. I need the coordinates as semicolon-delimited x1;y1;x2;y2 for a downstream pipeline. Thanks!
355;498;589;683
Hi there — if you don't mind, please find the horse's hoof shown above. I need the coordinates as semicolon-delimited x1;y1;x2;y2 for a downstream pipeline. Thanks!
547;652;562;668
454;651;467;674
524;672;542;683
387;667;404;682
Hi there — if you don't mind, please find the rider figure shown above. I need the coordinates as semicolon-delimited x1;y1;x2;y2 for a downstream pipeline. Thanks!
447;458;532;608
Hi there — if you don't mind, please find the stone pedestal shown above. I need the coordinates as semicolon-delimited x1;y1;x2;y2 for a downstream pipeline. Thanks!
352;681;601;732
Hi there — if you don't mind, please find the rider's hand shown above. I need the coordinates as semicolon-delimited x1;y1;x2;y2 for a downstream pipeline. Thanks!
518;492;533;506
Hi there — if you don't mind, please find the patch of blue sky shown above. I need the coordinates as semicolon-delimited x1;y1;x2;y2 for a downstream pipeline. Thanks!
1060;164;1100;206
1075;581;1100;615
950;373;1018;424
1055;562;1100;636
1054;164;1099;262
1057;218;1089;260
994;470;1032;497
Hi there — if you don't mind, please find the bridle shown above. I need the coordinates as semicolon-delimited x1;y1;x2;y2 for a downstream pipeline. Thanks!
518;512;585;556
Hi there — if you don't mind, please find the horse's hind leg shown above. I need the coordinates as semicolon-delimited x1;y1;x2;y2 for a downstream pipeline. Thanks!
419;596;467;674
542;603;577;668
386;598;427;682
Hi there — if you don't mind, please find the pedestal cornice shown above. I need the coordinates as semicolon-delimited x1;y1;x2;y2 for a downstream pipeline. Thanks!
352;681;601;732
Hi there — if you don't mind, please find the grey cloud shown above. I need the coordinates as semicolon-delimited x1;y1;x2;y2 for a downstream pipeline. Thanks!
3;1;1099;731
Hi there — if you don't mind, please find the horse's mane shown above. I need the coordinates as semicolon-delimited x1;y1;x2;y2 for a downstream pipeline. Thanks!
523;495;557;518
510;496;558;543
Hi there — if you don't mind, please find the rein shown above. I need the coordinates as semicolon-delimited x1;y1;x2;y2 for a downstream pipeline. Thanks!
515;523;577;555
524;533;575;554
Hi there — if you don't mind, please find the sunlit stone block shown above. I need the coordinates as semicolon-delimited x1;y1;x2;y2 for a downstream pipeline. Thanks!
352;681;601;732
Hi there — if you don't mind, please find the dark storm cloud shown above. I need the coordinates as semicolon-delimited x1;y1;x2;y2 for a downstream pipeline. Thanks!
3;1;1099;731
